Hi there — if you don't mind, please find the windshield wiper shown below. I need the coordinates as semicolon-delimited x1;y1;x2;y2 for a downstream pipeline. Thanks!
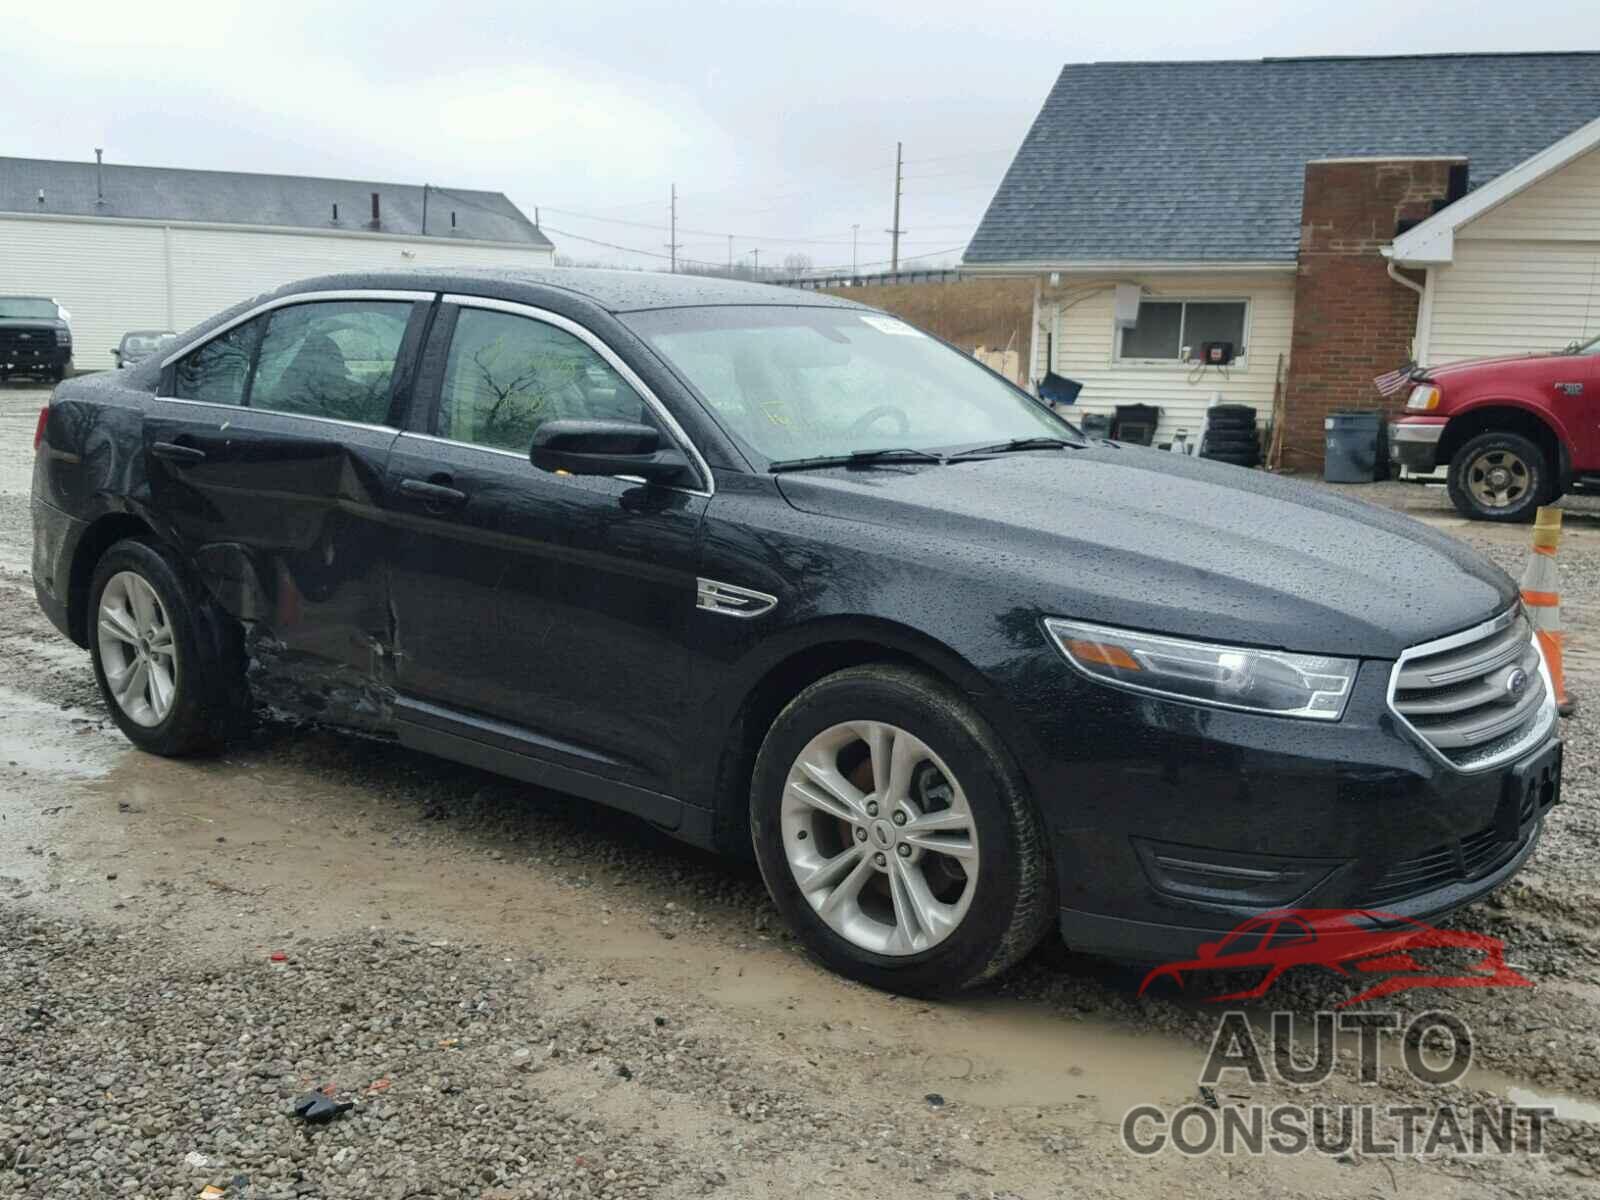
949;436;1084;460
768;447;946;473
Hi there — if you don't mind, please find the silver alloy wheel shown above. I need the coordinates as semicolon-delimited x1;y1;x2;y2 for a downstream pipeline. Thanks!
1466;448;1530;509
781;721;979;956
96;570;178;728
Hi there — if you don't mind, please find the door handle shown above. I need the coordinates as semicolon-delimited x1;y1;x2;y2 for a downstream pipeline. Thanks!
150;441;207;465
399;478;468;506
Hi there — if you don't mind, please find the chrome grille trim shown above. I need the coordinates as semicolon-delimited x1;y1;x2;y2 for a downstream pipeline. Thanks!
1387;606;1558;772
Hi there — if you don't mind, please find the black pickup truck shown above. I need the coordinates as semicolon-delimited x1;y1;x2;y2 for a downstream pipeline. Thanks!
0;296;73;382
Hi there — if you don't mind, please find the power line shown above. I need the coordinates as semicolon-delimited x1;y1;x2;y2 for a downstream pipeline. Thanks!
540;204;962;247
540;226;966;277
541;205;861;246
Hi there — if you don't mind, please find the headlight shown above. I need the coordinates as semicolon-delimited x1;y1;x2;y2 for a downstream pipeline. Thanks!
1044;618;1358;721
54;328;71;347
1406;385;1440;411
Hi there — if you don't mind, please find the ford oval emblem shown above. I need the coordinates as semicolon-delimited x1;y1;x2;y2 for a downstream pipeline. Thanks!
1505;668;1529;699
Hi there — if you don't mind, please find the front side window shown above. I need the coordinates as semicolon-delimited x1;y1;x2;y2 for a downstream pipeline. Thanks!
250;300;412;424
623;306;1067;464
173;316;264;407
1117;299;1248;363
437;308;653;454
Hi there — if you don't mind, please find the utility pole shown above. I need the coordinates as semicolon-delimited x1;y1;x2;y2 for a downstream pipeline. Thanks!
728;234;734;274
666;183;680;273
750;248;760;277
421;183;429;235
851;224;860;276
886;141;905;273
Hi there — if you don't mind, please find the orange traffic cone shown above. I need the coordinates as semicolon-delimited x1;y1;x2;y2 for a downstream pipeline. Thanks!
1521;507;1576;717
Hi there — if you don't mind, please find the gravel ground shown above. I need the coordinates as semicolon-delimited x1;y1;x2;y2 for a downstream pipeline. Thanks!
3;382;1600;1198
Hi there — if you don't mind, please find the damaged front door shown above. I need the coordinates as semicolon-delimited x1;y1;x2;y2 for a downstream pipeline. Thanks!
147;294;430;724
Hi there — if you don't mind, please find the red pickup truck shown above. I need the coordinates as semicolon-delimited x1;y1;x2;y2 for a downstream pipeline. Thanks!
1390;332;1600;521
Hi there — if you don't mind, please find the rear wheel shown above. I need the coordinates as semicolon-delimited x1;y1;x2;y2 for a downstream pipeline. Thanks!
751;665;1054;995
89;538;248;755
1447;432;1552;522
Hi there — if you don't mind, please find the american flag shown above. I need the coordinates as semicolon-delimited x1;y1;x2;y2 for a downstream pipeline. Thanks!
1373;364;1414;397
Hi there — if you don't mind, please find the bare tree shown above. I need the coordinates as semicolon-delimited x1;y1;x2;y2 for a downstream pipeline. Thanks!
782;253;814;280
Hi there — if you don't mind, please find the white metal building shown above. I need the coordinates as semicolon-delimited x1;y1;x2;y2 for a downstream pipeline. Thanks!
0;156;555;373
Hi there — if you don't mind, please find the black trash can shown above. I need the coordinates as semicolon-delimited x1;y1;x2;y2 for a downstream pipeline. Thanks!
1323;410;1390;483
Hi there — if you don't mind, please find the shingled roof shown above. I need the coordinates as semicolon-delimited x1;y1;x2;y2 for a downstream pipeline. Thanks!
0;156;552;248
964;53;1600;267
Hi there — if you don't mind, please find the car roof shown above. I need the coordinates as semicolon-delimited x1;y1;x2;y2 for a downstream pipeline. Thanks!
278;267;870;315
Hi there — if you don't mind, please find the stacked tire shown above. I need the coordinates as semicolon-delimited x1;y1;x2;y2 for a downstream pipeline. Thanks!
1201;405;1261;468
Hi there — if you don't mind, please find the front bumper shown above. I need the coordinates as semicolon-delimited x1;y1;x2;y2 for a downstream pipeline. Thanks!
996;650;1561;962
1389;419;1446;475
0;343;71;375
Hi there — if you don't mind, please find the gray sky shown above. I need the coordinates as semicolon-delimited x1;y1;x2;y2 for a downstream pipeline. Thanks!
4;1;1591;273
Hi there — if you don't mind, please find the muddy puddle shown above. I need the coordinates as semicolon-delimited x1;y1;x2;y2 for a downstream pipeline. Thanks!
8;713;1600;1133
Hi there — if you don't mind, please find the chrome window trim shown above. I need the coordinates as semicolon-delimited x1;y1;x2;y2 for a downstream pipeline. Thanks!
441;293;714;498
150;395;397;436
396;430;527;462
1386;605;1558;773
158;289;436;369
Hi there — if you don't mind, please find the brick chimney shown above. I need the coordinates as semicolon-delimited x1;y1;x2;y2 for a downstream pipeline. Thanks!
1279;158;1460;471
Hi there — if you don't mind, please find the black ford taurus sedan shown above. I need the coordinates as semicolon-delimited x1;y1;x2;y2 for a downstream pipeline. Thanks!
30;269;1561;994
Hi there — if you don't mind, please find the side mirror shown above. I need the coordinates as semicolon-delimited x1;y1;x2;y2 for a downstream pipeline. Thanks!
530;419;690;484
110;349;121;364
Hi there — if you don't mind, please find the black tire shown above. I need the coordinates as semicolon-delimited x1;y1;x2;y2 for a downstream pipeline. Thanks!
88;537;250;756
750;664;1054;996
1207;404;1257;420
1447;431;1553;523
1204;450;1261;467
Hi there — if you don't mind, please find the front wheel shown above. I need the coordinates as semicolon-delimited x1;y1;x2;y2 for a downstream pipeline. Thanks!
750;665;1054;995
1447;431;1552;522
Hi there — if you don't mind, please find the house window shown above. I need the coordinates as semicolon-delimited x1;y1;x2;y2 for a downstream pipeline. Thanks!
1116;299;1248;363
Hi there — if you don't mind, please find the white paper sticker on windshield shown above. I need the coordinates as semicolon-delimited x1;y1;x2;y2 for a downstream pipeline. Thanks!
859;315;924;337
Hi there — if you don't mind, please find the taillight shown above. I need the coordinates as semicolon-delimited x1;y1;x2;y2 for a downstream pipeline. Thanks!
33;406;48;452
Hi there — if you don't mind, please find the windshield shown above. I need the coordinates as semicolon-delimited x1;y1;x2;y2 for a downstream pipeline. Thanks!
1570;331;1600;355
123;333;173;353
0;298;60;321
623;306;1072;464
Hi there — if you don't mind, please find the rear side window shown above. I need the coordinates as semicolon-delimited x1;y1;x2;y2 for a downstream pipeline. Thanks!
173;316;264;406
249;300;413;424
436;308;652;454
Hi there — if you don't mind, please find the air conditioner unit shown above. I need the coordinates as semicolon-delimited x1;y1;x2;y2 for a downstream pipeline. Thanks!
1113;283;1141;329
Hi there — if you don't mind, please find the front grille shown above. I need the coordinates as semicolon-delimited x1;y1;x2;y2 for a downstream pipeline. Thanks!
0;328;56;362
1389;607;1555;770
1368;822;1525;905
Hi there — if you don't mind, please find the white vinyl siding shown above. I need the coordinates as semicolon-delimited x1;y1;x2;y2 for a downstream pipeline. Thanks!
1033;273;1294;444
1421;147;1600;363
1462;146;1600;243
0;214;554;374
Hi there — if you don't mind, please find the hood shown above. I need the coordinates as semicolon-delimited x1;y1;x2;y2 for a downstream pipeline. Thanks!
774;445;1515;658
0;316;67;330
1422;352;1559;381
